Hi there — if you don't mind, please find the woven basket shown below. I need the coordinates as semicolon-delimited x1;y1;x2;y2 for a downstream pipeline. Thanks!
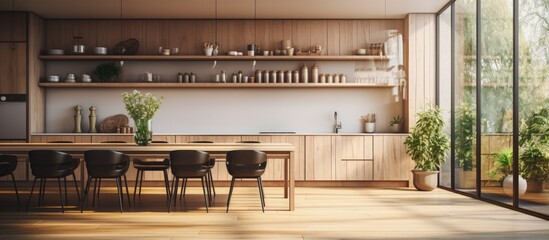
99;114;129;133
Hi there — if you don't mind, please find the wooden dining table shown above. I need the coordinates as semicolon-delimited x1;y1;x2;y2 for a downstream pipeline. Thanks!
0;142;296;211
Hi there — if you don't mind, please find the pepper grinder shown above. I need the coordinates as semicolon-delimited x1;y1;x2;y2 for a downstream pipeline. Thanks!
74;105;82;133
89;105;97;133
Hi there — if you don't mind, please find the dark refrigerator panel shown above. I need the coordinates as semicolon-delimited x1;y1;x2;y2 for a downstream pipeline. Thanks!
0;94;27;140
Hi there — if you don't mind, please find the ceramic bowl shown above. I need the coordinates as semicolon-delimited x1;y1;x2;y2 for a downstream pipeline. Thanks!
48;49;64;55
47;75;59;82
357;48;367;55
94;47;108;55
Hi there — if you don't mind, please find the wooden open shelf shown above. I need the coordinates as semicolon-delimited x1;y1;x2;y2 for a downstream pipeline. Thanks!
38;55;390;61
38;82;397;89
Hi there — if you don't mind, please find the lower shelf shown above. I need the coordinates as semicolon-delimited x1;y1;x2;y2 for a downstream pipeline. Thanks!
38;82;398;88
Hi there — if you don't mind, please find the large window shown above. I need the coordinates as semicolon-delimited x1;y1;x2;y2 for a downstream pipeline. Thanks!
438;0;549;219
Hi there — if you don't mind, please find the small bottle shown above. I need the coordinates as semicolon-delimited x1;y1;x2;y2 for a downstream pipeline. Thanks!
278;71;285;83
263;71;270;83
232;73;237;83
177;73;183;83
327;74;333;83
285;70;292;83
292;71;299;83
311;64;319;83
271;71;277;83
340;74;347;83
184;72;190;83
238;71;243;83
190;72;196;83
301;64;308;83
221;71;226;83
334;74;340;83
255;70;262;83
320;74;326;83
215;74;220;83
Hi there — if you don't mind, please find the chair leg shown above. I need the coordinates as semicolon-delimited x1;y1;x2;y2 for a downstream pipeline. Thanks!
123;174;131;208
97;178;102;204
259;176;266;207
138;170;144;198
133;169;140;200
179;178;186;200
26;177;38;212
92;178;98;207
72;173;81;202
115;177;124;213
226;177;236;213
64;177;68;205
80;176;92;213
257;178;264;212
38;178;45;206
10;173;20;207
57;178;64;213
201;177;209;213
163;169;170;200
209;170;216;196
204;173;212;205
169;177;179;212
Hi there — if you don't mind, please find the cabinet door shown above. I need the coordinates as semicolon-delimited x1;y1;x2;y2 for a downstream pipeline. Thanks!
335;136;373;180
0;43;27;94
0;13;27;42
305;136;334;180
373;135;411;181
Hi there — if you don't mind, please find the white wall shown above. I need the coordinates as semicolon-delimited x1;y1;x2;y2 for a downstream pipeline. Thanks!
44;60;402;134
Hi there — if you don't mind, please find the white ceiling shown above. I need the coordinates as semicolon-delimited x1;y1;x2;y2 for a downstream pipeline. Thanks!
0;0;450;19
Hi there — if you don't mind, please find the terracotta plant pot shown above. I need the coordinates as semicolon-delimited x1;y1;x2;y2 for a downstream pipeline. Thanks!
526;180;544;193
412;170;439;191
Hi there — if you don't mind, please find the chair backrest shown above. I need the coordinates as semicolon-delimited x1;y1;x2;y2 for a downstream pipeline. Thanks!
0;154;17;176
84;150;129;177
226;150;267;177
28;150;74;177
188;140;214;143
237;141;261;143
169;150;210;176
48;141;74;143
101;141;127;143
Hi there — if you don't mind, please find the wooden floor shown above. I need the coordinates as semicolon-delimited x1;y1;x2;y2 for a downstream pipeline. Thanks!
0;185;548;239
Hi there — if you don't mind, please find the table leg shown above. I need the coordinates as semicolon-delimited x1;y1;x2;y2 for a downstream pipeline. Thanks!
289;151;295;211
284;157;288;199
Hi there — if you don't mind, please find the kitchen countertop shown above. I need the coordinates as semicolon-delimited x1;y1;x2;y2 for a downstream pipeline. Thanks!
32;133;409;136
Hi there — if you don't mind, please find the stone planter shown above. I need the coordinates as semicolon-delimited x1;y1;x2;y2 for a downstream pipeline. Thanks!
412;170;439;191
503;175;527;197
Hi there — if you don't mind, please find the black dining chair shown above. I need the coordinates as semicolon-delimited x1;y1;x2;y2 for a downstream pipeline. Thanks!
81;150;131;213
187;141;216;203
0;154;20;207
226;150;267;212
89;141;127;203
27;150;80;213
169;150;211;213
133;140;171;201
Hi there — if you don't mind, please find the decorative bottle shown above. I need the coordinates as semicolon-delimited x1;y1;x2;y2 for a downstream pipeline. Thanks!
311;64;319;83
74;105;82;133
88;105;97;133
300;64;308;83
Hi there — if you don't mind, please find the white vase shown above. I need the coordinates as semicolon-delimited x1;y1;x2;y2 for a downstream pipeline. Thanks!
503;175;527;197
365;123;376;133
204;47;214;56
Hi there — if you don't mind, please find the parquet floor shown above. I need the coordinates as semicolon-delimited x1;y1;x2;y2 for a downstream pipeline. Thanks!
0;186;548;239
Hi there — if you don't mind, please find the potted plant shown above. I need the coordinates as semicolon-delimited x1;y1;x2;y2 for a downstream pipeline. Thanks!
389;115;402;133
404;104;450;191
122;90;163;146
93;62;121;82
455;102;476;189
488;149;527;197
519;107;549;192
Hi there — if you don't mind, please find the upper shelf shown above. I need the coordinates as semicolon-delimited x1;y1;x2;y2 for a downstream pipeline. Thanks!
38;82;397;89
38;55;390;61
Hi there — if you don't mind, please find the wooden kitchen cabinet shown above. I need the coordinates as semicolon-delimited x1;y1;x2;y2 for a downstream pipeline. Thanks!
0;12;27;42
305;136;334;180
373;135;411;181
334;136;374;180
0;42;27;94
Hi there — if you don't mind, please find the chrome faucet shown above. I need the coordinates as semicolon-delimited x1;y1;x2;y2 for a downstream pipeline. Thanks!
334;111;342;133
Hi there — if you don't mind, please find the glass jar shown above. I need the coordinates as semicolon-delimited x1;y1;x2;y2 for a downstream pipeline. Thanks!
134;118;152;146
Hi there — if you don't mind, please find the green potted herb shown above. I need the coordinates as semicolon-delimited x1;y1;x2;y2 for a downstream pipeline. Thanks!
404;104;450;191
389;115;402;133
93;62;121;82
455;102;476;189
488;149;527;197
